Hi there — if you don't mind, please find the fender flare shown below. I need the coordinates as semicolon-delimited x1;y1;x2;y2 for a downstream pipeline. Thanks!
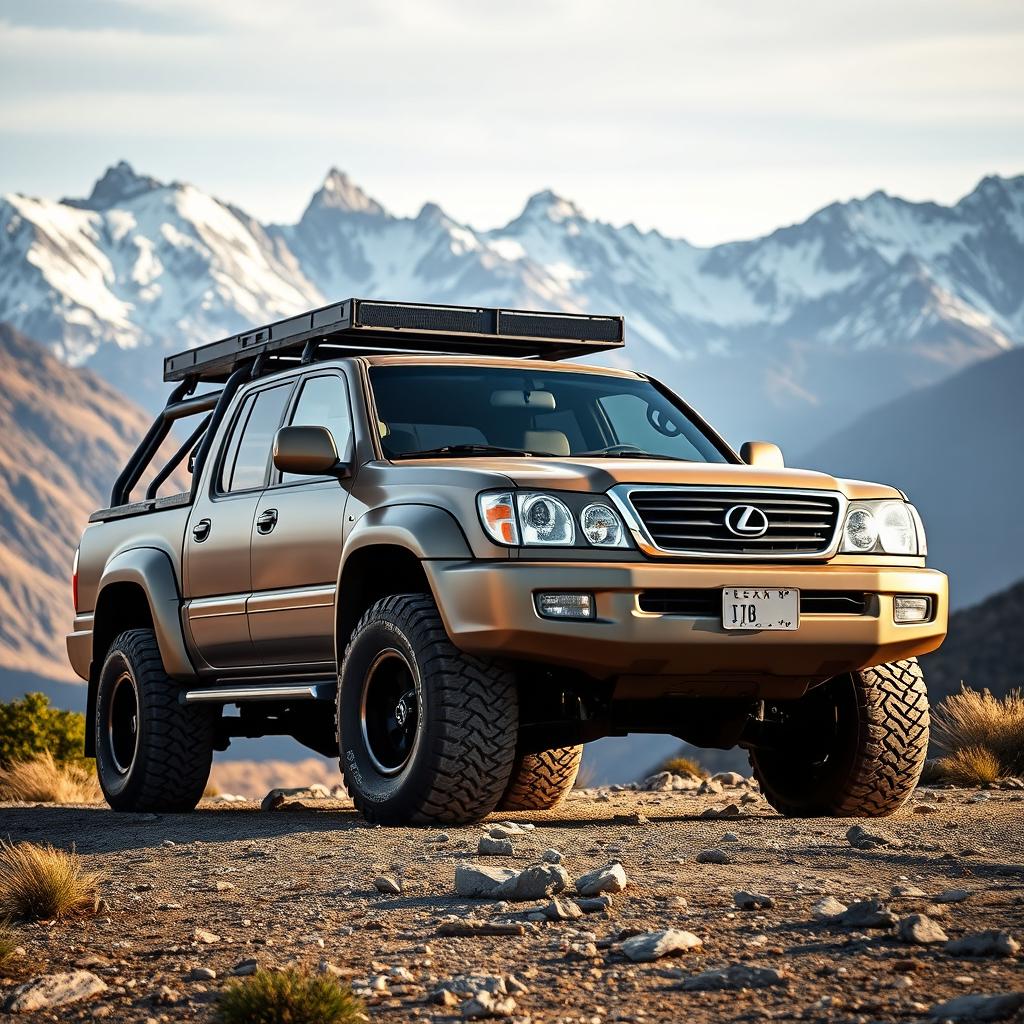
339;503;473;571
94;547;194;679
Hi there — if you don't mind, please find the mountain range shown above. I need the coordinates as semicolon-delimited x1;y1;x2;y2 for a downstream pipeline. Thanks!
2;163;1021;448
0;162;1019;783
801;344;1023;609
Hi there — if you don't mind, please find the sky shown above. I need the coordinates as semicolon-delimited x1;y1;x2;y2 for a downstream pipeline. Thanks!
1;0;1022;245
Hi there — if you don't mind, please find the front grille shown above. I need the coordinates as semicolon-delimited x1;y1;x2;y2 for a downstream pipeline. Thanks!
637;590;868;616
624;487;841;557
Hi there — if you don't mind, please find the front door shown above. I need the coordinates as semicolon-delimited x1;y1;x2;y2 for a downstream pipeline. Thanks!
184;380;294;672
248;371;352;667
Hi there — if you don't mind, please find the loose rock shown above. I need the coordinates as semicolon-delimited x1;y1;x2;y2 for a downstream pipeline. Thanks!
927;992;1024;1021
696;848;732;864
373;875;402;895
576;861;627;896
711;771;746;787
3;971;108;1013
812;896;849;921
945;931;1020;958
478;836;514;857
897;913;949;945
734;890;774;911
832;898;898;929
620;928;703;962
847;824;900;849
462;990;517;1018
936;888;972;904
679;964;787;991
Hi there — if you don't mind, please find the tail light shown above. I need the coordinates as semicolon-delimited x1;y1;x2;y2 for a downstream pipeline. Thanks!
72;548;80;612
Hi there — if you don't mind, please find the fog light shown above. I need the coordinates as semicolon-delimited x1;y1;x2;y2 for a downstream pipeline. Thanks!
535;592;594;620
894;595;931;624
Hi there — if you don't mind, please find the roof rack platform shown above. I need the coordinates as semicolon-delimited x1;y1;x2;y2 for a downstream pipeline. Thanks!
164;298;625;383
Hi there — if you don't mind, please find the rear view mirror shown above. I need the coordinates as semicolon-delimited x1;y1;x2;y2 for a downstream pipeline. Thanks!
273;425;349;477
489;390;557;410
740;441;785;469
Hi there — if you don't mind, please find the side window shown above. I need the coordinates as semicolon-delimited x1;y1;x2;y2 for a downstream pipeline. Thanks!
280;374;352;484
219;384;293;493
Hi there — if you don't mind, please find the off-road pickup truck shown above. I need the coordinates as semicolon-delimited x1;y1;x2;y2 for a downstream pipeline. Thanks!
68;298;947;824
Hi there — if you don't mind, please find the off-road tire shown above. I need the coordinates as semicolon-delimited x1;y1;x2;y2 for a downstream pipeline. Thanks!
95;629;215;812
499;745;583;811
338;594;518;825
749;658;929;817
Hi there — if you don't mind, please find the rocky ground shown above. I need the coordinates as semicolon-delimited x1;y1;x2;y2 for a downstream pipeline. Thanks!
1;775;1023;1023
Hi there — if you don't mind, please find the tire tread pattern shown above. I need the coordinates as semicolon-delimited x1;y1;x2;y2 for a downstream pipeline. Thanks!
100;629;214;813
340;594;518;826
499;745;583;811
751;657;929;818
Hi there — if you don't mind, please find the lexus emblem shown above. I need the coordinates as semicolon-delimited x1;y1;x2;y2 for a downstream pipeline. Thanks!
724;504;769;537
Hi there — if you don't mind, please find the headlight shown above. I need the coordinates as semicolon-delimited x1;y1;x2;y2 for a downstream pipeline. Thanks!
580;503;627;547
518;493;575;545
841;500;923;555
478;491;628;548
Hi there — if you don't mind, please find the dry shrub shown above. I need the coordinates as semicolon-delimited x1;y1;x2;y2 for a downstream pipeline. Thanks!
215;968;364;1024
932;686;1024;779
0;841;101;921
660;755;709;780
934;746;1003;786
0;751;101;804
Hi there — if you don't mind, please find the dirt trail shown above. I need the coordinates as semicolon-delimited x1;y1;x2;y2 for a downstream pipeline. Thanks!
1;783;1022;1022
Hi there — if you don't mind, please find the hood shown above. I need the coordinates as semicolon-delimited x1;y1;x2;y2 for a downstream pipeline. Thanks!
401;456;902;500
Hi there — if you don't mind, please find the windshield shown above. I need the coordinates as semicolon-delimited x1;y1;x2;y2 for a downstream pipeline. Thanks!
369;365;729;463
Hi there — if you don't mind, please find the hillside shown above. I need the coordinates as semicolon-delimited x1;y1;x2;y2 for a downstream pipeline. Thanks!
0;323;160;681
2;163;1021;445
799;345;1024;609
921;578;1024;702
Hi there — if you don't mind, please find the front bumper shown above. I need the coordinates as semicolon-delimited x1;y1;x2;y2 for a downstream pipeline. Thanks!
425;559;948;698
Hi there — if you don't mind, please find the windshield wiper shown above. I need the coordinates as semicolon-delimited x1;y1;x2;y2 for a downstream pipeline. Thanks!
392;444;539;459
576;450;691;462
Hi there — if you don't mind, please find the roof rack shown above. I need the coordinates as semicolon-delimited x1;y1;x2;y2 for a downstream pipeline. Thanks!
164;298;625;383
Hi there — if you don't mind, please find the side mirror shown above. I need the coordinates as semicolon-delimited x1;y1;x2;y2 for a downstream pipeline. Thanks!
273;425;349;477
740;441;785;469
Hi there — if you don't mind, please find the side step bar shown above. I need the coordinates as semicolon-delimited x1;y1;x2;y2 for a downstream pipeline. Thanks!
183;681;337;704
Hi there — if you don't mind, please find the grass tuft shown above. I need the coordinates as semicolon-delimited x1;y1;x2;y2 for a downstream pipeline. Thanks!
0;751;101;804
660;755;709;780
932;686;1024;780
934;746;1003;786
0;920;19;968
215;968;364;1024
0;841;102;921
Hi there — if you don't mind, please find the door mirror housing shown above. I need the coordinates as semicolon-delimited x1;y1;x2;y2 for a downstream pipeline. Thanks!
273;425;350;478
740;440;785;469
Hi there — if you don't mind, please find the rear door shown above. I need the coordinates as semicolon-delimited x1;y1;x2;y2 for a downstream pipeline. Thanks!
248;371;353;667
184;381;294;671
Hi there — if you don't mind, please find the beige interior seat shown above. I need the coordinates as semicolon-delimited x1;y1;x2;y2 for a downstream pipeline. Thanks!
524;430;570;456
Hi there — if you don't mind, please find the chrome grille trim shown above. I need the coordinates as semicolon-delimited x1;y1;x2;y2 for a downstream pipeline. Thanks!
609;485;847;561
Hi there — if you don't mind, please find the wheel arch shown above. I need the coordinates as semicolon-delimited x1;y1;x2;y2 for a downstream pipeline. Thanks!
335;504;472;661
87;548;195;756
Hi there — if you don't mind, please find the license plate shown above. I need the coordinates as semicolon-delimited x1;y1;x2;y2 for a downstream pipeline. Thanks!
722;587;799;630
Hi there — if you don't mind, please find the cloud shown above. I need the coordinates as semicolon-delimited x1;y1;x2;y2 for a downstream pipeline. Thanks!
1;0;1022;244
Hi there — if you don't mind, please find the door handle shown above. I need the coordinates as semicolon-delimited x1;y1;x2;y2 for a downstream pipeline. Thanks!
256;509;278;535
192;519;211;543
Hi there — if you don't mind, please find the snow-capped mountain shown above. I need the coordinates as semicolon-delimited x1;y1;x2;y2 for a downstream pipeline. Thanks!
1;162;1020;444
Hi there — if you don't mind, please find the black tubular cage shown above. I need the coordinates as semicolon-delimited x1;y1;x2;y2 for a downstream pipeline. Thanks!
105;298;625;511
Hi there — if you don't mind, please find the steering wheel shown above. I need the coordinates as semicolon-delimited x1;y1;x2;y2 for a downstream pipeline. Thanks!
646;406;684;437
